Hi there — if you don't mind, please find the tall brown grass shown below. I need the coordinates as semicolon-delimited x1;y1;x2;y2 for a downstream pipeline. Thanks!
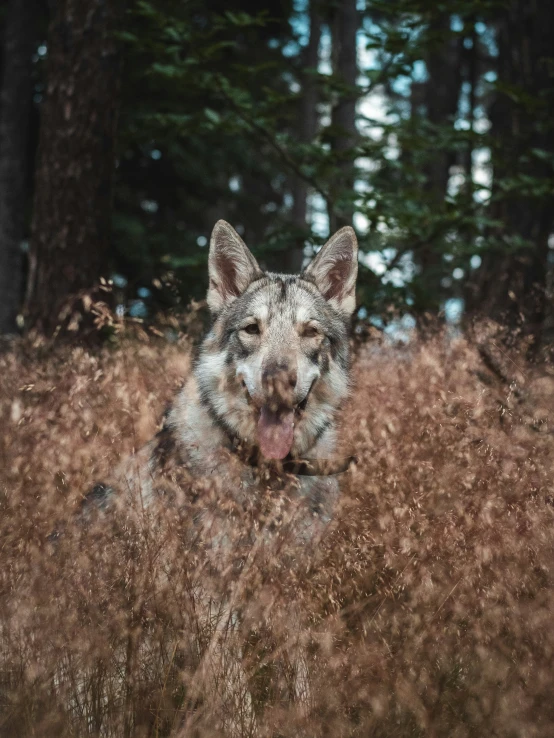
1;327;553;737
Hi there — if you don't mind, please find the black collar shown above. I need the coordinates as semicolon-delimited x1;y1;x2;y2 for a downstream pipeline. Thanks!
237;442;356;477
280;456;357;476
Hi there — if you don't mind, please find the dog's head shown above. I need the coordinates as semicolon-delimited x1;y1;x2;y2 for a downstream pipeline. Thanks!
196;220;358;460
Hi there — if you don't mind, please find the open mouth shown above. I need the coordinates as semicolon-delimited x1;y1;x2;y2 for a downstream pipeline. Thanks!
241;379;315;460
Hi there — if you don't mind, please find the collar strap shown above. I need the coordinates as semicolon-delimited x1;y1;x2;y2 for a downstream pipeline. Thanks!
281;456;357;476
234;437;357;477
241;448;357;477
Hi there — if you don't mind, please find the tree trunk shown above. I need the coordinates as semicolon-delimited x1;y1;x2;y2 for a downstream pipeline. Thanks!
0;0;39;334
466;0;554;350
414;14;463;316
286;0;321;273
329;0;358;232
462;17;477;198
25;0;124;336
423;15;462;201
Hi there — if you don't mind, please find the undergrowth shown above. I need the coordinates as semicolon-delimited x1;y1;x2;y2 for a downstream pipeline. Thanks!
1;327;553;737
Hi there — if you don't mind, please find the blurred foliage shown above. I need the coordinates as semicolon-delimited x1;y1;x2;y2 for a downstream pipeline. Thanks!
108;0;553;329
113;0;298;308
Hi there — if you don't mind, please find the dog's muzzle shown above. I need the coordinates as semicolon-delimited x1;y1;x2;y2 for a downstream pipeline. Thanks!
241;364;316;460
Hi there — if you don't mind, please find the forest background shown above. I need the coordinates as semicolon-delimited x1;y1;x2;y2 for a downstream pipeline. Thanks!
0;0;552;345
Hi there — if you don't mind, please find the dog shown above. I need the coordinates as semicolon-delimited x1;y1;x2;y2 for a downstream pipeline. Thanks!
123;220;356;524
91;219;358;545
78;220;359;728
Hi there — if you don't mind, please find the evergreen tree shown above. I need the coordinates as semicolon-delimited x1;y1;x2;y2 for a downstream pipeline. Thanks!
25;0;125;335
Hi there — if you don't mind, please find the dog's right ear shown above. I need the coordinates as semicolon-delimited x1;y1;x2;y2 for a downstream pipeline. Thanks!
207;220;263;313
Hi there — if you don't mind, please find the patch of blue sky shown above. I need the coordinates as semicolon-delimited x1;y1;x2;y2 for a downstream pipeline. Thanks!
444;298;464;324
353;210;369;233
361;250;387;277
472;147;492;203
451;16;464;32
228;176;240;193
447;168;467;198
140;199;158;214
112;274;128;288
358;245;415;289
383;313;416;344
478;24;498;57
355;158;381;180
129;300;148;319
309;192;329;239
412;60;428;83
385;257;416;288
318;27;332;75
289;0;309;45
282;40;301;58
390;75;411;98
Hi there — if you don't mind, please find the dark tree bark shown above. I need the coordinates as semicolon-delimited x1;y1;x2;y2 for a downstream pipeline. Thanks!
25;0;124;336
0;0;40;334
286;0;321;273
329;0;358;232
423;15;462;201
466;0;554;349
462;17;477;198
415;14;463;315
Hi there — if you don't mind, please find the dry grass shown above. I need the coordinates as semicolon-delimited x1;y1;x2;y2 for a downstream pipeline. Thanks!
1;327;553;737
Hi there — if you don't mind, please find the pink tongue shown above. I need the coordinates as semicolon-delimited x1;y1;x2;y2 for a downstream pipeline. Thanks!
257;406;294;460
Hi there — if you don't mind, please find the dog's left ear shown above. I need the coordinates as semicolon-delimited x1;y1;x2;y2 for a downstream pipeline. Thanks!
208;220;263;313
303;226;358;317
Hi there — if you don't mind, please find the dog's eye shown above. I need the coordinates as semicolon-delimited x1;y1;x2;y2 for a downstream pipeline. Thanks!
242;323;260;335
302;324;321;339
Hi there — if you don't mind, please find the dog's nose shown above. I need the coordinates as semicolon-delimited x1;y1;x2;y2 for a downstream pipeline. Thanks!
262;362;297;388
262;362;297;406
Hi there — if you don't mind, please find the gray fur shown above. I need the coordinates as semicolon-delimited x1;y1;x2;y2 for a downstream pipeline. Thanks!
108;220;358;536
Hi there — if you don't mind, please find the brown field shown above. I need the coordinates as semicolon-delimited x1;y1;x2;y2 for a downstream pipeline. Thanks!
1;328;553;737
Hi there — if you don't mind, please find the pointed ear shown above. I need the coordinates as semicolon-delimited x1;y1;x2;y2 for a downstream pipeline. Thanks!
207;220;263;313
303;226;358;317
